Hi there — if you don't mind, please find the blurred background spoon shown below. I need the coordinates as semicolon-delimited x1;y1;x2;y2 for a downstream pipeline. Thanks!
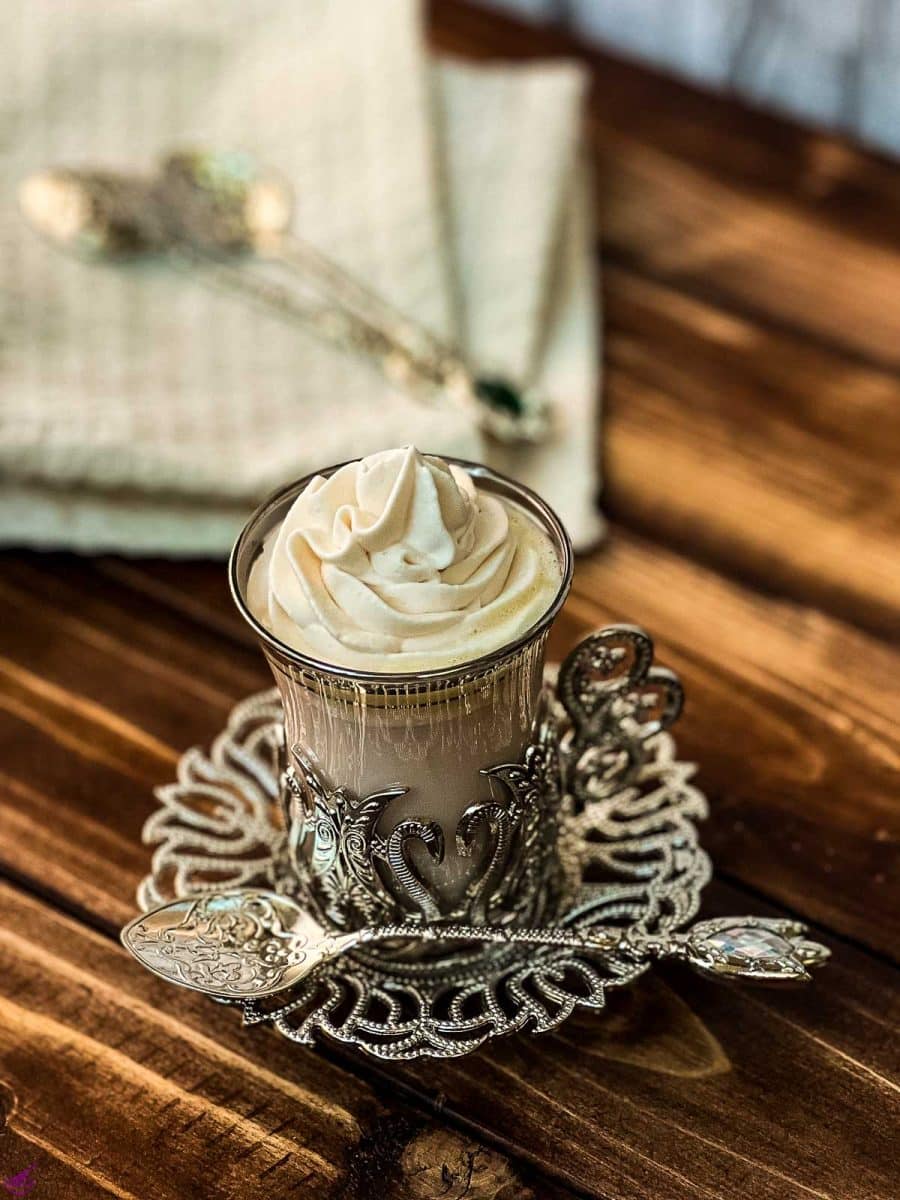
19;149;552;445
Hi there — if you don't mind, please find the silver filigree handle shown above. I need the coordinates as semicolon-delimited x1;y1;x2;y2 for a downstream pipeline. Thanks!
370;915;829;984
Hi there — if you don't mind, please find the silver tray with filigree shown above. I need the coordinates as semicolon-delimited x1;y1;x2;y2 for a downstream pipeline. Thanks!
136;626;826;1061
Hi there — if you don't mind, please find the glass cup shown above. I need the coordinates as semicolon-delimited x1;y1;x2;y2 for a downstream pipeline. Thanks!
230;458;573;937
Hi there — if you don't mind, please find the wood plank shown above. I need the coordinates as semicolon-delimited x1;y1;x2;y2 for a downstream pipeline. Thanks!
390;880;900;1200
431;4;900;639
0;883;567;1200
3;869;897;1200
601;265;900;640
0;557;271;926
5;541;895;958
560;531;900;958
0;1125;109;1200
596;135;900;370
0;886;367;1199
430;2;900;368
95;556;259;650
0;552;897;1196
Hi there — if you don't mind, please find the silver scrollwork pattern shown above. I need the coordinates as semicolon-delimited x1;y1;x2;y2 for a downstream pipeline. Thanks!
137;624;711;1060
280;703;564;935
126;893;311;998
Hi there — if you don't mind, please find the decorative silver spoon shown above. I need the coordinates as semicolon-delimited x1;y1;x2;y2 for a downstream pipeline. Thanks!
121;888;828;1001
18;149;550;444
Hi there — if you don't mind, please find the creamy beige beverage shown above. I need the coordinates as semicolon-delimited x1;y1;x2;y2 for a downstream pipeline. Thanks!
246;446;561;672
234;448;570;913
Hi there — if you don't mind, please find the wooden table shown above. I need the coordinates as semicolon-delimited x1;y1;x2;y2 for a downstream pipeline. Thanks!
1;4;898;1198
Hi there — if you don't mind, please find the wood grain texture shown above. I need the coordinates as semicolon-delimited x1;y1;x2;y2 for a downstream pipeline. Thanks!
601;266;900;640
4;532;897;959
432;3;900;367
561;532;900;958
0;6;898;1198
0;884;564;1200
390;882;900;1200
3;805;898;1200
0;551;897;1199
0;557;268;926
3;871;896;1200
0;887;371;1199
432;3;900;637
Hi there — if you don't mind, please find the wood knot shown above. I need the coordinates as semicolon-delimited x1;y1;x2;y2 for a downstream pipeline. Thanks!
399;1127;532;1200
344;1116;532;1200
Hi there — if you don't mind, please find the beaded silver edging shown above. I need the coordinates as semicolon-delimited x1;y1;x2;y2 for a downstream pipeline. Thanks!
135;626;766;1060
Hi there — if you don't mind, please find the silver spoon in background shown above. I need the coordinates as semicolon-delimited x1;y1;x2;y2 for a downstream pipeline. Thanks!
121;888;828;1001
18;149;551;444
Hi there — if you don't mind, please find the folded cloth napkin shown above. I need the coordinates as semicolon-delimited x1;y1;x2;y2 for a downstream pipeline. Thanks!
0;0;603;554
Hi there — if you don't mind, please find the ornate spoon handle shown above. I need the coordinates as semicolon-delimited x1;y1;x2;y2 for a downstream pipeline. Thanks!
157;150;552;443
370;915;830;985
166;250;548;444
168;245;525;439
18;154;550;444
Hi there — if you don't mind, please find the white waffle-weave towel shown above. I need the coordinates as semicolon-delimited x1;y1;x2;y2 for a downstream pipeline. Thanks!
0;0;603;554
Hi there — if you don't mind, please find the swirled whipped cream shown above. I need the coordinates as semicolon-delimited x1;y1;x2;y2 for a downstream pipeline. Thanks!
246;447;562;672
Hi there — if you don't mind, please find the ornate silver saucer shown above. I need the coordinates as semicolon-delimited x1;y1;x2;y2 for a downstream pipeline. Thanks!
136;626;827;1061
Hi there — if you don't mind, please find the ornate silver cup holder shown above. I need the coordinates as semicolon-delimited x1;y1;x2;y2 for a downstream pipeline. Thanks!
136;626;827;1061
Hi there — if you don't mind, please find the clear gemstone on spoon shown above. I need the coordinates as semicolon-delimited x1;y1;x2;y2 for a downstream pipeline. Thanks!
682;916;826;983
709;926;792;961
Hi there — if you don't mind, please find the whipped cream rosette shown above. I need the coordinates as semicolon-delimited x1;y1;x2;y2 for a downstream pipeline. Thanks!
248;446;561;672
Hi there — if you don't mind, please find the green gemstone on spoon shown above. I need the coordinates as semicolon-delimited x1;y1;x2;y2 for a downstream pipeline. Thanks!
474;376;525;417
